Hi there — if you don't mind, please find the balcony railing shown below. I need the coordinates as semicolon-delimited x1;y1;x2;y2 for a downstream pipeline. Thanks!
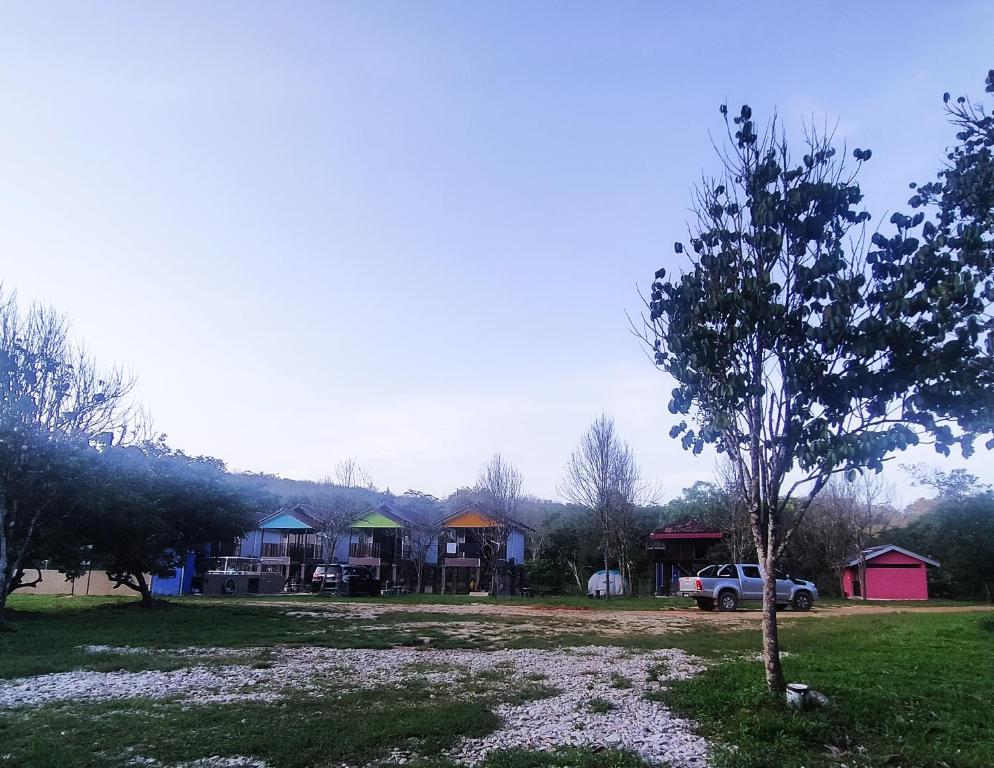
349;541;382;559
261;542;321;561
349;540;412;561
444;542;484;559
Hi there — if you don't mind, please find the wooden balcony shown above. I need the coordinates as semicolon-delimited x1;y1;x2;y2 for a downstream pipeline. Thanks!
261;542;321;561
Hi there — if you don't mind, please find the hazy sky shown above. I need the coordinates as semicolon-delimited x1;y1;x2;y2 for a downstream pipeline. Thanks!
3;2;993;505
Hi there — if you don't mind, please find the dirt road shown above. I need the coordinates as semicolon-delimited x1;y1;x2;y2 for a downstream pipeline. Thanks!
250;597;993;637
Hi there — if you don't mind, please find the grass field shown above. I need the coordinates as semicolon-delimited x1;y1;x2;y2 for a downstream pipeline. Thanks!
662;611;994;767
1;593;991;768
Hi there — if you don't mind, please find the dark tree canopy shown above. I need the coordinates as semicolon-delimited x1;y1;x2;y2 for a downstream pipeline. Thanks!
58;439;259;605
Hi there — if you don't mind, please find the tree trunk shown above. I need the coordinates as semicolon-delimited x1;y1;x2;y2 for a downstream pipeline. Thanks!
0;566;10;623
0;498;44;622
0;501;10;622
135;573;156;606
760;564;786;694
602;554;611;600
111;572;157;607
858;555;867;601
568;561;582;591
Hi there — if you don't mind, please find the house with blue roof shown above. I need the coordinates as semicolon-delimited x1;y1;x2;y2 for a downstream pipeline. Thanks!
237;506;337;587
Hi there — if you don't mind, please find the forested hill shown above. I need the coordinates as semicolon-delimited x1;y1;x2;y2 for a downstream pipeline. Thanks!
226;472;585;525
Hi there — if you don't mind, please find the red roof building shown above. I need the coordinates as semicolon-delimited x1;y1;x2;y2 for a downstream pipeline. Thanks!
647;518;723;596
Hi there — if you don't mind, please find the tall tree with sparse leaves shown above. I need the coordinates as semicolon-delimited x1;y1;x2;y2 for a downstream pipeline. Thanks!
645;72;994;693
0;289;135;620
475;453;523;595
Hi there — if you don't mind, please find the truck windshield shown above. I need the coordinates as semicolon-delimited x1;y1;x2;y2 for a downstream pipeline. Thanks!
716;564;737;578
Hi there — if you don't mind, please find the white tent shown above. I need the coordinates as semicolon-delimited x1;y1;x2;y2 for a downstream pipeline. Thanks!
587;569;625;597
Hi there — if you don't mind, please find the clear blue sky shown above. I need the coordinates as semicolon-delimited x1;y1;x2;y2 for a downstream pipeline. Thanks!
2;2;993;504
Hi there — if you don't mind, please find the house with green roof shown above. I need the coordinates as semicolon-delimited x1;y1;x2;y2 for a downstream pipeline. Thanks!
347;503;438;586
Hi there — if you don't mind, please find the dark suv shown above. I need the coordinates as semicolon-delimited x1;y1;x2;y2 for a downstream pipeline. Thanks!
339;566;381;597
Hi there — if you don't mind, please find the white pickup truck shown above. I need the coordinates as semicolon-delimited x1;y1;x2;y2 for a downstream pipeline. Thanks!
678;563;818;612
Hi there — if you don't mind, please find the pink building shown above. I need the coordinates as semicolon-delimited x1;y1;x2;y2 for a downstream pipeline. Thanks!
841;545;939;600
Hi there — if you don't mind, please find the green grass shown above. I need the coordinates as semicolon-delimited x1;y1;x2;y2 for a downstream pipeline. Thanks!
0;595;424;679
659;611;994;768
585;697;614;714
4;593;992;768
609;673;633;689
0;689;499;768
0;593;755;679
814;596;983;608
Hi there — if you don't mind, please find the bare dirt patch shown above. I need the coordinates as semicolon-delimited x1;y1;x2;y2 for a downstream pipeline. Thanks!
254;600;749;635
262;597;994;627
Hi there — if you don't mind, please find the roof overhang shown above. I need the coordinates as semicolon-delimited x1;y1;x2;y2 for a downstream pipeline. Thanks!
846;544;940;568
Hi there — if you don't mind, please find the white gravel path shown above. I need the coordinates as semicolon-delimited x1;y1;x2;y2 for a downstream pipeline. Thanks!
0;645;710;766
441;647;709;767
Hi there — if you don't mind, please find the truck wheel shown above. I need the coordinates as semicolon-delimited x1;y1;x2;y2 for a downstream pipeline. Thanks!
792;591;813;612
717;590;739;612
696;598;715;611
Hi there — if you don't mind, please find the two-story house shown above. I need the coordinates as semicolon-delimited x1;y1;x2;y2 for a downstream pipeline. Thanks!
347;503;439;586
238;505;347;587
438;506;531;595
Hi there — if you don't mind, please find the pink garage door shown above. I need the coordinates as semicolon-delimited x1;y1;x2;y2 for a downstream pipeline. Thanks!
866;564;927;600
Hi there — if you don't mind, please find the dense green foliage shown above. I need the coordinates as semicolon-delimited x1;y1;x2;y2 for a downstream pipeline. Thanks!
24;439;266;605
894;493;994;601
84;440;261;601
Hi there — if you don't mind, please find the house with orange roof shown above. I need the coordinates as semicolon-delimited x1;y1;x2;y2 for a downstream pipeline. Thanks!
438;506;532;595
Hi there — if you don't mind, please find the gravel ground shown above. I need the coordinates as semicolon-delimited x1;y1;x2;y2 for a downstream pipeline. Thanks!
0;645;709;766
443;647;709;767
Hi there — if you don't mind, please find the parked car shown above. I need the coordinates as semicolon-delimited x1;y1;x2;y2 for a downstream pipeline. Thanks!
678;563;818;612
339;566;381;597
310;564;342;593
